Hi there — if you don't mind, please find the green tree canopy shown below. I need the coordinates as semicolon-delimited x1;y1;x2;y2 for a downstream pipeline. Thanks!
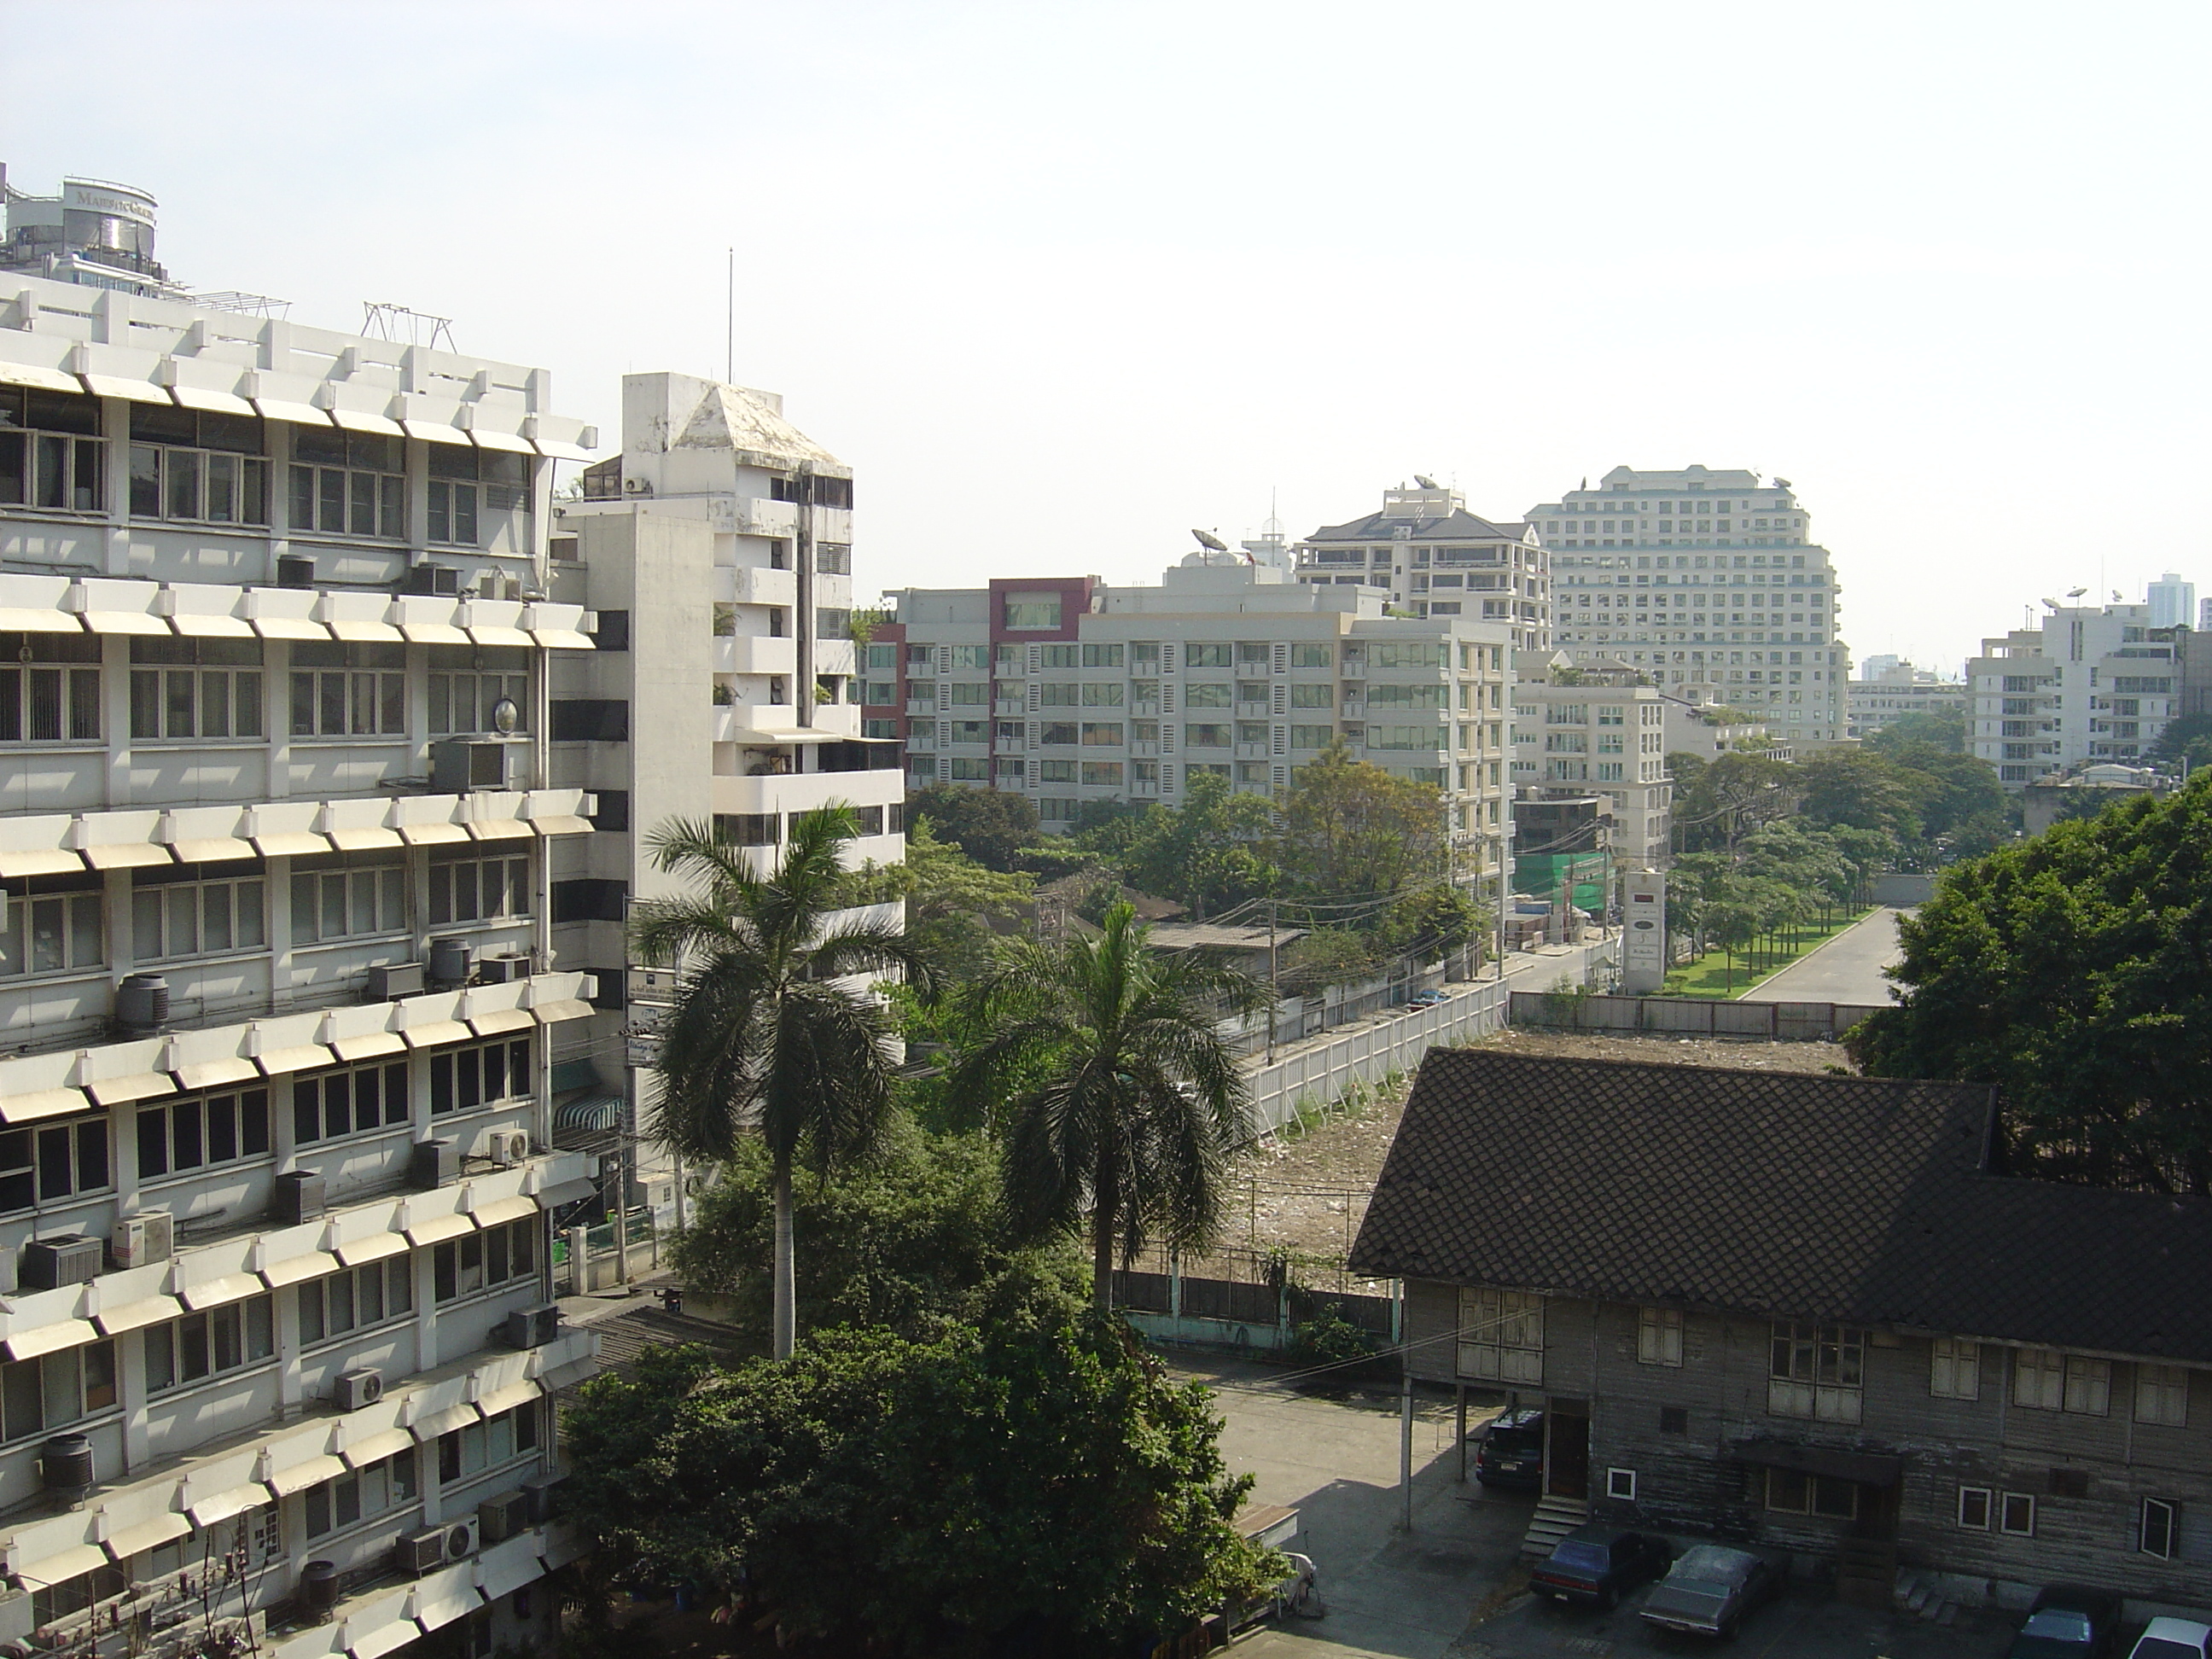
952;903;1261;1311
668;1118;1080;1342
1272;741;1447;899
838;816;1033;978
631;807;935;1357
1848;779;2212;1194
1102;771;1281;918
1672;750;1798;852
562;1307;1276;1656
908;782;1041;872
1867;707;1967;754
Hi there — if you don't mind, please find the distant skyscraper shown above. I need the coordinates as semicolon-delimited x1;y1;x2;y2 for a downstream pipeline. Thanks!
2146;572;2195;630
2202;594;2212;633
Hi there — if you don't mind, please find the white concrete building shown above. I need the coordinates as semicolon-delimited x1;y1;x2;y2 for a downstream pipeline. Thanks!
2146;573;2196;632
0;268;604;1656
1289;481;1550;653
1528;464;1851;747
1659;699;1790;765
551;375;905;1189
1845;661;1967;740
1508;667;1673;873
1967;602;2180;785
883;556;1513;897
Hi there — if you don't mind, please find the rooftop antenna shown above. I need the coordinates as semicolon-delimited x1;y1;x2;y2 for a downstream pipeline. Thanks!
362;303;455;352
725;246;734;384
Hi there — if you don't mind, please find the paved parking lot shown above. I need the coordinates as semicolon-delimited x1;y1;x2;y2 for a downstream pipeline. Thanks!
1174;1358;2017;1659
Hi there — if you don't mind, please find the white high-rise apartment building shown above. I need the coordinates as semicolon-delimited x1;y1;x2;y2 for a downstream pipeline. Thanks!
552;375;905;1147
884;556;1514;898
1528;465;1851;746
1290;481;1550;653
0;254;604;1653
1968;602;2180;785
2146;573;2196;631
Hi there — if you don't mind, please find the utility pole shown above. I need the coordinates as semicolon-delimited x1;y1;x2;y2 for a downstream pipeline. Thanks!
1266;898;1278;1064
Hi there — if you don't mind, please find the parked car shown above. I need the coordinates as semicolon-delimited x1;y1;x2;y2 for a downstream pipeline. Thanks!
1529;1526;1672;1610
1638;1543;1786;1639
1406;990;1448;1009
1473;1408;1543;1490
2009;1586;2124;1658
2127;1620;2212;1659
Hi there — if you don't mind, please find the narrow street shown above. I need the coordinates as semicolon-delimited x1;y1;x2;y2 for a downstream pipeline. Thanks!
1738;905;1907;1007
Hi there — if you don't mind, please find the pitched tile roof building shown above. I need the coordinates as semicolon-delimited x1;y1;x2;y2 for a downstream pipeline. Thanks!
1353;1050;2212;1613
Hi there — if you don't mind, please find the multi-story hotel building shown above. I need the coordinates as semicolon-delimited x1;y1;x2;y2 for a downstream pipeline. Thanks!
1528;465;1851;748
0;248;602;1655
1967;603;2180;785
1289;481;1550;654
878;555;1512;899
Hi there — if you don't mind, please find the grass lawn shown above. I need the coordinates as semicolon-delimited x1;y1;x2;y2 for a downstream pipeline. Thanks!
1661;906;1876;999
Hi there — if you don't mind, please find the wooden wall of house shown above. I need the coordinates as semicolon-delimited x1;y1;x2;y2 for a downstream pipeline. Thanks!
1507;1290;2212;1599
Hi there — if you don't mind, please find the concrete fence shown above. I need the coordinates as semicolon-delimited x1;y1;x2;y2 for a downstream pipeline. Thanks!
1241;938;1620;1139
1508;990;1887;1042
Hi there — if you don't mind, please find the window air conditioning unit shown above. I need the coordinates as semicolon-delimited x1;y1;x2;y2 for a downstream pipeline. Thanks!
427;937;473;988
404;562;461;597
431;737;519;794
501;1303;562;1351
475;1127;530;1167
410;1139;461;1191
332;1369;384;1412
276;555;317;588
108;1212;175;1272
393;1520;477;1576
474;954;528;986
477;1489;532;1544
21;1236;103;1290
521;1473;565;1525
366;962;426;1000
273;1170;327;1225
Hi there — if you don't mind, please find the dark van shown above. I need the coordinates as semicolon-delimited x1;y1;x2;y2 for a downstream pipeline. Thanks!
1474;1407;1544;1490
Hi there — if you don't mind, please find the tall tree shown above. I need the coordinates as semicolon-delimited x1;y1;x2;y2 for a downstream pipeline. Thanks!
908;782;1040;871
1672;750;1797;853
1272;740;1448;898
1110;771;1280;917
1849;779;2212;1194
836;816;1033;978
952;903;1262;1313
631;806;936;1358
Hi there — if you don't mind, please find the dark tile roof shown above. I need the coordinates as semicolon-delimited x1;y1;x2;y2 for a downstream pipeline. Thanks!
1349;1050;2212;1363
1303;509;1524;544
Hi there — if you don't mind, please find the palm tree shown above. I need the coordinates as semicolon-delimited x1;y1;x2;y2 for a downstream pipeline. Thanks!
952;902;1263;1315
630;805;934;1359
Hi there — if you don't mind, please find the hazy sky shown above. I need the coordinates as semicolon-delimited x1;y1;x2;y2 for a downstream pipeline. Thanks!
7;2;2206;671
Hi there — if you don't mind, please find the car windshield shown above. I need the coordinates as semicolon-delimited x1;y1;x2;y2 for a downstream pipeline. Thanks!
1487;1429;1540;1451
2132;1644;2204;1659
1670;1546;1749;1586
2023;1610;2093;1641
1549;1542;1610;1572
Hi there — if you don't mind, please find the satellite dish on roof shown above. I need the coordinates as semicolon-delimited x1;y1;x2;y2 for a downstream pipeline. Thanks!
2066;586;2087;598
1191;528;1228;552
2040;597;2061;609
1414;474;1441;489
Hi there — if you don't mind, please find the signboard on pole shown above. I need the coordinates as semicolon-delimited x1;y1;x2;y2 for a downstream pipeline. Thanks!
1619;869;1668;994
